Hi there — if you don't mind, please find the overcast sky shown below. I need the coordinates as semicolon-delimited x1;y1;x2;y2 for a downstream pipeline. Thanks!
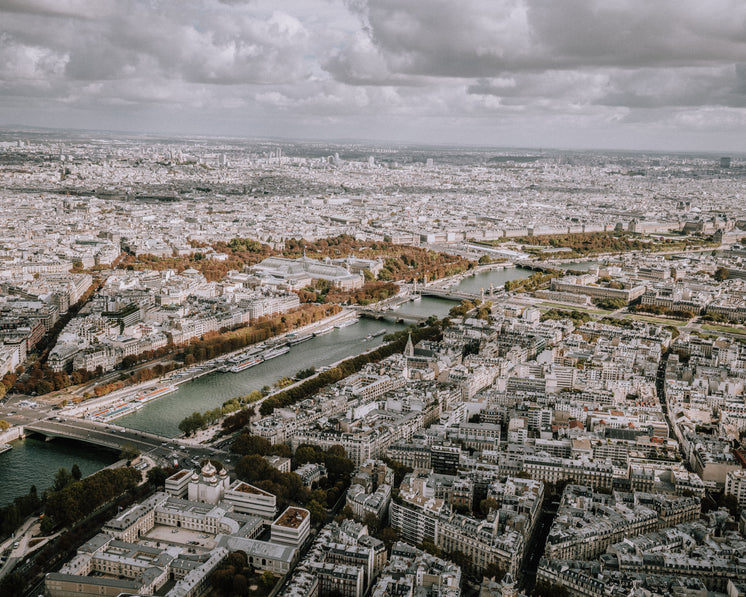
2;0;746;151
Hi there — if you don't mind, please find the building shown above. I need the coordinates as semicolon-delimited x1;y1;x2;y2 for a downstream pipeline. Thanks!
346;483;391;522
47;483;293;597
271;507;311;548
224;480;277;520
725;469;746;508
431;443;461;475
187;462;230;504
282;520;384;597
265;455;292;473
250;256;364;290
294;463;328;487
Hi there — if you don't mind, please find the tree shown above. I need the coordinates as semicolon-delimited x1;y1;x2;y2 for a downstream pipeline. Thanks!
379;526;398;549
235;454;270;483
53;467;73;492
307;500;326;525
714;267;729;281
178;411;205;436
421;539;440;557
0;419;10;431
0;572;25;597
480;498;499;516
262;571;276;588
363;512;380;534
119;444;140;462
71;464;82;481
147;467;169;488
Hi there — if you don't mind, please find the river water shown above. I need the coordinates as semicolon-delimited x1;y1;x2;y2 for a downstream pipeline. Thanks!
0;266;531;506
0;438;117;507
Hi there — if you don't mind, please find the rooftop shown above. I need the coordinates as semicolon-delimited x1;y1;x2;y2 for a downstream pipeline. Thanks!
273;507;310;529
233;482;273;497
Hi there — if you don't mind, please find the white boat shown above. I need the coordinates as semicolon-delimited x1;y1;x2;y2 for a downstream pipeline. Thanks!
132;385;177;404
334;317;359;329
288;333;313;345
262;345;290;360
230;356;265;373
313;326;334;336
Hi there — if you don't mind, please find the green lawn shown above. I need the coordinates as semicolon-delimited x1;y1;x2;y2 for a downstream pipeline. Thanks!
624;314;688;326
537;302;609;315
701;324;746;336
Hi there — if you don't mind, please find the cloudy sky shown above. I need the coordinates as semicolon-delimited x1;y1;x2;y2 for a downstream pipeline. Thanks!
2;0;746;151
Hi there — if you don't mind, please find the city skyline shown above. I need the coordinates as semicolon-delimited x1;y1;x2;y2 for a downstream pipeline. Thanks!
3;0;746;152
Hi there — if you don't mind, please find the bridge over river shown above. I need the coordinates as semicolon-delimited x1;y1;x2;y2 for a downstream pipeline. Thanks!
23;418;225;463
356;308;429;325
420;288;484;301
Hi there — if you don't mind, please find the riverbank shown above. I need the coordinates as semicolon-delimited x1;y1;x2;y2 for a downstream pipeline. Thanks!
59;308;359;421
0;265;534;507
426;262;517;289
178;328;425;447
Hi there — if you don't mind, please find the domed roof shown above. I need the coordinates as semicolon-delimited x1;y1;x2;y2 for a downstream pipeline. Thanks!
201;462;217;477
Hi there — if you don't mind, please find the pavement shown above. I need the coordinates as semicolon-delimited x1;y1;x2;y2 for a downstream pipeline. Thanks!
0;517;40;582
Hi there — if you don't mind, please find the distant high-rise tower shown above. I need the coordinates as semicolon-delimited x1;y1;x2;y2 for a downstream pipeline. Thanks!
368;156;375;168
720;157;732;168
426;158;434;168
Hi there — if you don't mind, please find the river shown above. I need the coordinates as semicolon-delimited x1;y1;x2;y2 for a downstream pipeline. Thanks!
0;437;118;507
0;265;531;506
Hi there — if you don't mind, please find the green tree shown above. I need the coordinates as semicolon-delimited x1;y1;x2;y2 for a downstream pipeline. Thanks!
307;500;326;525
714;266;729;281
480;498;499;516
119;444;140;462
334;504;355;522
53;467;73;492
421;539;440;557
379;526;398;549
147;467;169;488
262;571;276;588
178;411;205;436
71;464;82;481
363;512;380;534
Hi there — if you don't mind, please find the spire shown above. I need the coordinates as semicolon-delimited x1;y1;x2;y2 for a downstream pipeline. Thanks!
500;573;517;597
404;332;414;357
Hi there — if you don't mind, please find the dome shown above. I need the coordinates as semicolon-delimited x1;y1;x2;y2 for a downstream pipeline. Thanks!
201;462;217;477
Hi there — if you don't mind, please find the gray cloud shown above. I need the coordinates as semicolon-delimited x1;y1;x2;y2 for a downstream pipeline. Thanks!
1;0;746;150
